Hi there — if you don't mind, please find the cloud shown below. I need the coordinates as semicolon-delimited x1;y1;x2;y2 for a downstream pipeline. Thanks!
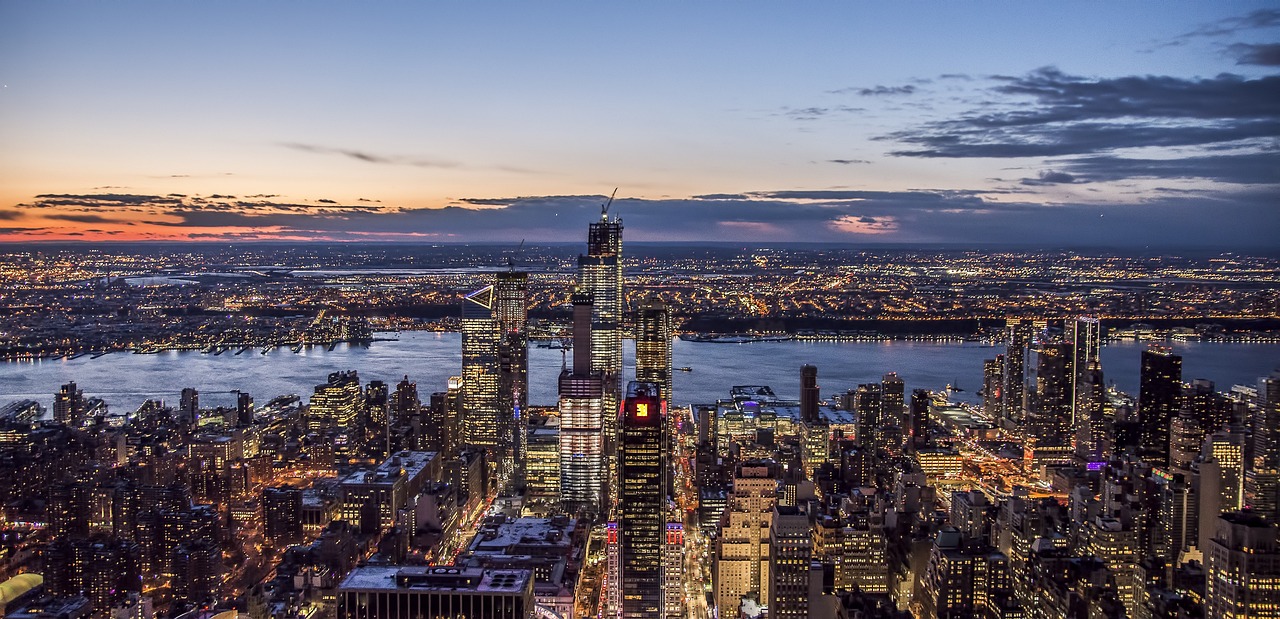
1058;152;1280;185
829;84;918;96
1230;42;1280;66
279;142;460;168
317;199;338;204
45;213;133;224
1021;170;1078;186
881;68;1280;170
780;106;865;120
827;159;870;165
1179;9;1280;39
9;186;1278;248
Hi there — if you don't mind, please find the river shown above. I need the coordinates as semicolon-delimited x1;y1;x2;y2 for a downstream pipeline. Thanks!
0;333;1276;413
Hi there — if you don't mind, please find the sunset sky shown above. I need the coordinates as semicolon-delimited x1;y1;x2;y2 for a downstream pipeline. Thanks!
1;3;1277;246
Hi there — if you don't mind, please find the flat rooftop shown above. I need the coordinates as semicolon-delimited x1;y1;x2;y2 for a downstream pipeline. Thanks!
341;566;531;593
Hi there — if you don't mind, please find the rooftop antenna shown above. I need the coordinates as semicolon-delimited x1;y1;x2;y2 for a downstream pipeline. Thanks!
601;188;617;220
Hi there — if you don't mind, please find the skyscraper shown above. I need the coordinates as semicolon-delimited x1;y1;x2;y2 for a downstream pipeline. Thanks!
882;373;906;453
1204;511;1280;619
982;355;1003;419
54;381;84;426
619;381;665;618
1068;317;1102;430
579;207;624;507
1027;341;1072;448
1002;318;1033;434
559;291;606;516
800;365;819;424
909;388;931;454
635;299;672;411
461;284;503;460
1249;371;1280;521
496;270;529;489
769;505;812;619
1139;346;1183;467
307;371;360;433
1073;360;1109;463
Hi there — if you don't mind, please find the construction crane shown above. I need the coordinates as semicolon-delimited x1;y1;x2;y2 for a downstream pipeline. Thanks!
507;239;525;271
601;188;617;219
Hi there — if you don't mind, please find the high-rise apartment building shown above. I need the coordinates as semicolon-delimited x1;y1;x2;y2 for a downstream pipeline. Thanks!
619;381;665;618
1068;316;1101;429
54;381;84;426
559;291;606;516
1001;319;1033;434
1139;346;1183;467
982;355;1003;420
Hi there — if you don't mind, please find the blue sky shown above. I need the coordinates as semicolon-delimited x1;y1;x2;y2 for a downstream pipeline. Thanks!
0;2;1277;246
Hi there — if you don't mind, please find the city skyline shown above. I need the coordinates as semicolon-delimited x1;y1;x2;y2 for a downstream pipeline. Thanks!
1;3;1278;246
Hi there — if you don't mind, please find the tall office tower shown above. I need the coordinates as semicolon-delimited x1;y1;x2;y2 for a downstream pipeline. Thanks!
54;381;84;426
715;461;779;614
982;356;1004;420
620;381;666;618
579;208;624;507
1204;511;1280;619
663;522;684;619
179;387;199;423
853;383;882;452
800;365;820;423
1074;360;1109;463
559;291;606;517
908;388;931;453
1068;316;1101;426
1027;342;1073;448
769;505;812;619
1001;318;1033;433
526;416;562;509
461;284;503;460
1251;371;1280;520
882;372;905;439
636;299;673;410
307;371;360;433
495;271;529;490
1139;346;1183;467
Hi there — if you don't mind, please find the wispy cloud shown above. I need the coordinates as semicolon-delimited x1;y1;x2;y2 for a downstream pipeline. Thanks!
829;84;918;96
279;142;461;169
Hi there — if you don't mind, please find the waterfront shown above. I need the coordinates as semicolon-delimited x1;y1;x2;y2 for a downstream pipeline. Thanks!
1;332;1276;413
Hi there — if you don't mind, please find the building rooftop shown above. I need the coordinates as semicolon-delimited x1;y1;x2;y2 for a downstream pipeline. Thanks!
340;450;437;487
340;566;531;593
